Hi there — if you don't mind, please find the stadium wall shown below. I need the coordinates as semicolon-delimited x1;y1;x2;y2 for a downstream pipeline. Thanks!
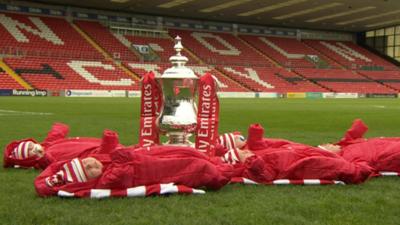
1;89;398;99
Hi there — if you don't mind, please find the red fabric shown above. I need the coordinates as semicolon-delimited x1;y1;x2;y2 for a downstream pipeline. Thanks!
339;138;400;174
138;72;162;147
334;119;400;174
34;145;235;197
97;146;232;190
3;123;123;169
34;154;111;197
246;124;295;151
336;119;368;146
196;73;220;156
240;144;373;184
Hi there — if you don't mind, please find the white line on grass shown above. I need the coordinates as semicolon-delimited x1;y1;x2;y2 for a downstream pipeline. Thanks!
0;109;53;116
372;105;386;109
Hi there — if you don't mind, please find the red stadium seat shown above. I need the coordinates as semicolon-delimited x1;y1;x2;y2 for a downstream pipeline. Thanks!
74;20;140;61
169;29;272;66
0;69;25;89
239;35;339;68
4;57;139;91
296;68;395;93
303;40;397;70
0;12;102;59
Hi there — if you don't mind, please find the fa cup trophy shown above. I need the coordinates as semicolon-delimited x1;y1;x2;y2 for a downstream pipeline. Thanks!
157;36;199;145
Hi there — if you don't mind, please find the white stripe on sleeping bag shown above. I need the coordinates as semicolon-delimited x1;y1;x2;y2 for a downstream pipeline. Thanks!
192;189;206;194
58;190;75;197
127;186;146;197
243;178;259;184
303;179;321;185
90;189;111;199
379;171;399;176
160;183;178;194
272;179;291;185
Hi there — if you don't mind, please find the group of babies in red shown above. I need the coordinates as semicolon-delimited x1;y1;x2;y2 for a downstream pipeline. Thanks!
3;118;400;198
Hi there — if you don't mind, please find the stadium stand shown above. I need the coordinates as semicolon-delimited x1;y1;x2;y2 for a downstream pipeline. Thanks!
0;10;398;94
74;20;140;61
296;68;395;93
218;66;326;92
169;29;272;66
0;12;102;59
303;40;397;70
239;35;339;69
3;57;139;91
357;70;400;91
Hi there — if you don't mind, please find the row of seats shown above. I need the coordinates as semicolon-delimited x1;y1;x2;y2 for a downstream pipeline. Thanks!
169;29;272;66
124;62;247;92
239;35;335;68
303;40;397;70
0;69;25;89
357;70;400;91
0;12;103;59
4;57;140;91
218;66;326;92
74;20;139;61
296;68;395;93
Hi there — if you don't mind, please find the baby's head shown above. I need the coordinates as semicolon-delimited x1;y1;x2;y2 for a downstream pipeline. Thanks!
82;157;103;180
219;132;247;150
11;141;44;159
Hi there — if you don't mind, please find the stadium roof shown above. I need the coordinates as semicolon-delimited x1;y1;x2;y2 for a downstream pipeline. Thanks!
34;0;400;32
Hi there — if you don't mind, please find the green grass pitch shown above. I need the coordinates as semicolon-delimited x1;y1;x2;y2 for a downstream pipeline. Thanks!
0;97;400;225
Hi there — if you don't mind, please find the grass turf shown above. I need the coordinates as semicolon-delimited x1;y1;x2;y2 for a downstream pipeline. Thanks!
0;97;400;225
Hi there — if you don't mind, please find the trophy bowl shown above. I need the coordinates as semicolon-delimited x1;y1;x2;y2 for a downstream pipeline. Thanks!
157;36;199;145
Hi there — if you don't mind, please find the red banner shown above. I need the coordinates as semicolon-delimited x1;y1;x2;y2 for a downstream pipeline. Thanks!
138;72;162;147
195;73;219;156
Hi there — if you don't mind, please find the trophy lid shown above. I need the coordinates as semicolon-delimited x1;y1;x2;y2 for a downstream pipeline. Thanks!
161;36;197;79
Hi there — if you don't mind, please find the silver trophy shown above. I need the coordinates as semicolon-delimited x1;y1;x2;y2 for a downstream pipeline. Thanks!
157;36;198;145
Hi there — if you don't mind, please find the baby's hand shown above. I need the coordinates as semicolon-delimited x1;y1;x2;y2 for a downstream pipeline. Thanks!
318;143;341;153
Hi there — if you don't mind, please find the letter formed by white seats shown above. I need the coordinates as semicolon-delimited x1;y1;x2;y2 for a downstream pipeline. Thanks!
67;61;135;86
191;32;241;56
128;63;229;89
0;14;64;45
320;41;371;62
223;67;274;89
259;37;305;59
189;65;228;88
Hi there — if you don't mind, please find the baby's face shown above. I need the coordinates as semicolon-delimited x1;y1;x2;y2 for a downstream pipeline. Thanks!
30;143;44;157
234;135;247;149
82;157;103;179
